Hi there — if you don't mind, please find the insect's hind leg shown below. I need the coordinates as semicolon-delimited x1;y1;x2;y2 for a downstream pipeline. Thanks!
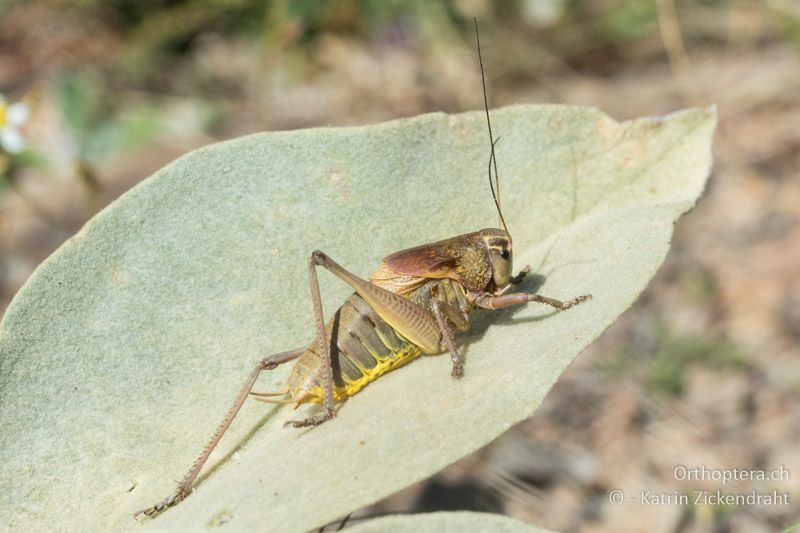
282;252;338;429
134;347;304;519
284;249;444;428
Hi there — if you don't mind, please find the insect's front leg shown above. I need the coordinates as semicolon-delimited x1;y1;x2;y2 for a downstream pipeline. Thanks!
475;291;591;311
509;265;531;285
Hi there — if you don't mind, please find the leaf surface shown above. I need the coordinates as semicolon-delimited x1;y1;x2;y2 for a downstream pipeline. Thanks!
0;105;715;532
347;512;552;533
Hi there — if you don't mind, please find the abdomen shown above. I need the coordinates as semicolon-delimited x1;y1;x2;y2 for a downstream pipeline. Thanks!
288;292;423;404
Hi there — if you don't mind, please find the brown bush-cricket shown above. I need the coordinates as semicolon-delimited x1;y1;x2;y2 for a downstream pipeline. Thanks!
134;20;591;519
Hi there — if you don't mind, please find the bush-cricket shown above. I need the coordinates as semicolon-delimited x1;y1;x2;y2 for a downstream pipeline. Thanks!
135;20;591;518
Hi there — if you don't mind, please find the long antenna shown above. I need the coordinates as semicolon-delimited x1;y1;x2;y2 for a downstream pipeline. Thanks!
474;18;511;243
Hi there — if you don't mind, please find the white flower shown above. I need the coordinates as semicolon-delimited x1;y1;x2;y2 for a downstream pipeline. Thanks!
0;95;30;154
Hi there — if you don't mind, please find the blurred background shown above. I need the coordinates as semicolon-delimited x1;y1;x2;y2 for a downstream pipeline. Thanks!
1;1;798;531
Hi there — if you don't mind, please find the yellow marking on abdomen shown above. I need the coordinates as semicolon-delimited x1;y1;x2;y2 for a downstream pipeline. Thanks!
299;344;423;404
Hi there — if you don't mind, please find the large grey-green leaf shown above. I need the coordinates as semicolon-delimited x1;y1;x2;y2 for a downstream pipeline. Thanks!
347;512;553;533
0;105;715;532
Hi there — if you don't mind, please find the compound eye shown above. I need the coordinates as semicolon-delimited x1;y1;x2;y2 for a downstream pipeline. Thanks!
500;249;510;260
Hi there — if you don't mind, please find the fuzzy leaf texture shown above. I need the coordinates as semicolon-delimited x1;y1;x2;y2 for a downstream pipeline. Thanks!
0;105;715;532
346;511;553;532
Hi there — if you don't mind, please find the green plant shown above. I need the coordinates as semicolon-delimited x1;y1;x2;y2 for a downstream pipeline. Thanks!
0;104;715;531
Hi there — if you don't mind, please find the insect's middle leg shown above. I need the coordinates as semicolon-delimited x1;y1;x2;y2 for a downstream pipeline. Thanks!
431;300;470;378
